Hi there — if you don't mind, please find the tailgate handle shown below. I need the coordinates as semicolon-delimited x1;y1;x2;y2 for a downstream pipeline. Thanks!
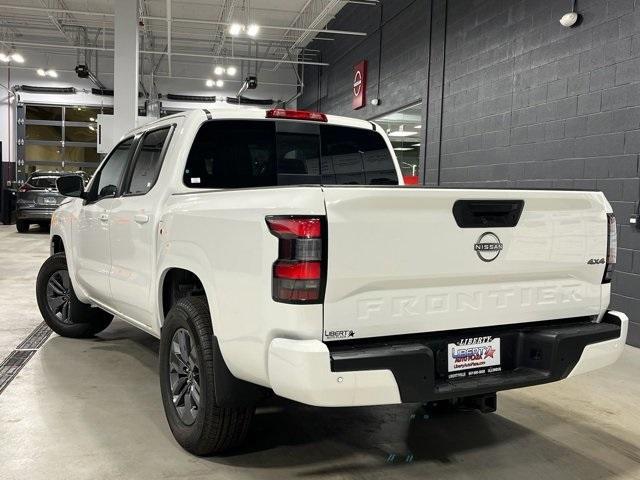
453;200;524;228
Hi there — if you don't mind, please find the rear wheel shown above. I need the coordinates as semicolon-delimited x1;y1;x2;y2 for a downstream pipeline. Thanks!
16;221;29;233
160;296;254;455
36;253;113;338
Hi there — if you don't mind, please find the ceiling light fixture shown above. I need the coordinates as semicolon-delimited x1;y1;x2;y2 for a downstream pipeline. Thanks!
0;53;10;63
394;147;413;151
36;68;58;78
216;79;224;88
229;23;243;36
205;79;214;87
214;65;225;75
226;66;237;76
10;52;24;63
246;24;260;37
388;125;417;137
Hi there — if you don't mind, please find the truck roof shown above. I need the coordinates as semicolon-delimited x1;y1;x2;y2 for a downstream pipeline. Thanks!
129;107;376;136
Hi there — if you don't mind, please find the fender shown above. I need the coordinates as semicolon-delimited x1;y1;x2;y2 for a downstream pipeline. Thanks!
156;244;266;407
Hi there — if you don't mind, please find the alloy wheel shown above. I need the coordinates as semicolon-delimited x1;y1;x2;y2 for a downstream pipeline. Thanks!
169;328;201;425
46;270;72;324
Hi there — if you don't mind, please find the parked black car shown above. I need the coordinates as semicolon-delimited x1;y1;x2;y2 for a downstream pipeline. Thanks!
15;171;85;233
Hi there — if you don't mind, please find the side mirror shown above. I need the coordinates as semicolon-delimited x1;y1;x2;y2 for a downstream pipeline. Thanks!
57;175;85;198
98;184;117;198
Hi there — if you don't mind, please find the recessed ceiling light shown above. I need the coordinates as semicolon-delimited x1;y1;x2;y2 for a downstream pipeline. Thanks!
414;125;422;129
394;147;413;151
10;52;24;63
411;143;421;147
246;24;260;37
89;117;95;122
47;69;58;78
388;125;417;137
229;23;243;36
0;53;9;63
37;68;46;76
213;66;225;75
216;79;224;87
88;125;95;131
226;66;237;76
205;79;214;87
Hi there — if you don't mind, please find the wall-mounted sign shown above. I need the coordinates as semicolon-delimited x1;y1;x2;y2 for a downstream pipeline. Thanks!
352;60;367;110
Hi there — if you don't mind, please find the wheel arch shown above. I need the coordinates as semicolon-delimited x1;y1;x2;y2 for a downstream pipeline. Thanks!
51;234;65;255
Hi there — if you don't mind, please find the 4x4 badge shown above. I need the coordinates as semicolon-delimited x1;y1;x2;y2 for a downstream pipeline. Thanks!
474;232;503;262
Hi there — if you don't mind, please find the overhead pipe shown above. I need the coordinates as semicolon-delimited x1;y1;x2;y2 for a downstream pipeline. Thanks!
0;5;366;36
4;40;329;66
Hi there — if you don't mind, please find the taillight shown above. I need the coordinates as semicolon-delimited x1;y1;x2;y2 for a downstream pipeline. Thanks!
266;216;326;303
603;213;616;283
265;108;328;122
18;183;32;193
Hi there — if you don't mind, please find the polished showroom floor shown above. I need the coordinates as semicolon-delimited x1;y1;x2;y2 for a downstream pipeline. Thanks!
0;224;639;480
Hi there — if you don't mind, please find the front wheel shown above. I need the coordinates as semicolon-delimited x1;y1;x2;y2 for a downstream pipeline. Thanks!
16;220;29;233
36;253;113;338
159;296;254;455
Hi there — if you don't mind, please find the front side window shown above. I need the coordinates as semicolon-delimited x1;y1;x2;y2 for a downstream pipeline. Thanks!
183;120;398;189
127;127;172;195
89;138;133;200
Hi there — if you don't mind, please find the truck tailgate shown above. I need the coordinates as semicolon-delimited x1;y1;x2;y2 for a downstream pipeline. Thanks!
322;187;610;341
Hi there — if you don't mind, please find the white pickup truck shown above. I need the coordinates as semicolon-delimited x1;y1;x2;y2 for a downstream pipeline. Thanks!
37;108;628;455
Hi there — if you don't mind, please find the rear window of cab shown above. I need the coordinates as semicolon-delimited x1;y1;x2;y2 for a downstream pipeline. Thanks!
183;120;398;189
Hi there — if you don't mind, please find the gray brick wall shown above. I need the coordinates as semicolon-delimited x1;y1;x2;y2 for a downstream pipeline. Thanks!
300;0;640;347
438;0;640;346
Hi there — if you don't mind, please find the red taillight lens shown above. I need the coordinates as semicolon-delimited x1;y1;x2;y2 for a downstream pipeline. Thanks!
603;213;616;283
274;261;322;280
266;108;328;122
267;216;326;303
266;217;322;239
18;183;32;193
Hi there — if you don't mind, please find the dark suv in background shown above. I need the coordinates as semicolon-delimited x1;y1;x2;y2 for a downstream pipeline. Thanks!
15;171;85;233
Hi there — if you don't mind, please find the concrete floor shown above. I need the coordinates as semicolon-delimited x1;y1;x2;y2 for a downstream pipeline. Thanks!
0;224;639;480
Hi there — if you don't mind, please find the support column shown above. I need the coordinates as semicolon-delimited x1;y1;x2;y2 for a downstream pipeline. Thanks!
113;0;139;141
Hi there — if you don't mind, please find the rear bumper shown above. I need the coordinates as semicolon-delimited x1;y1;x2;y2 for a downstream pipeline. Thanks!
267;311;628;407
16;208;56;221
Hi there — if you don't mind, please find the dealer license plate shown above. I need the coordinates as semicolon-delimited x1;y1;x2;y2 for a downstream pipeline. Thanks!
43;197;56;205
447;336;501;379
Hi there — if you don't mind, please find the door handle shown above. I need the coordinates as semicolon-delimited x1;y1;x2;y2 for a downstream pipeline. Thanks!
134;214;150;224
99;213;109;222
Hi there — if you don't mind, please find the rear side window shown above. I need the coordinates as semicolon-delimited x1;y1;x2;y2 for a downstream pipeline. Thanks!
27;176;58;189
127;127;172;195
183;120;398;188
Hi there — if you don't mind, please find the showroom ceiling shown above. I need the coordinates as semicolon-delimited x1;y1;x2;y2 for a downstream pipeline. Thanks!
0;0;374;87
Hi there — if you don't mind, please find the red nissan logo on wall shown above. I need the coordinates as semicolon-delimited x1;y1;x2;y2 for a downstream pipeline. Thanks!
352;60;367;110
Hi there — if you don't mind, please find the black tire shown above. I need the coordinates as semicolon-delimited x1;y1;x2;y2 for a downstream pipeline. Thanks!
160;296;254;455
16;221;29;233
36;253;113;338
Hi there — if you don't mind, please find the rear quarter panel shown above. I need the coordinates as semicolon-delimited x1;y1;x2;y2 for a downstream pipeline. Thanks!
159;187;326;386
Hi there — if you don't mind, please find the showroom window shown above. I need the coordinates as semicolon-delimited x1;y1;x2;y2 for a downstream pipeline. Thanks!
22;104;113;178
371;102;423;184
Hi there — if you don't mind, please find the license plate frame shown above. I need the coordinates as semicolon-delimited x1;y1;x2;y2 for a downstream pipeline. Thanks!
42;197;56;205
447;336;501;379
